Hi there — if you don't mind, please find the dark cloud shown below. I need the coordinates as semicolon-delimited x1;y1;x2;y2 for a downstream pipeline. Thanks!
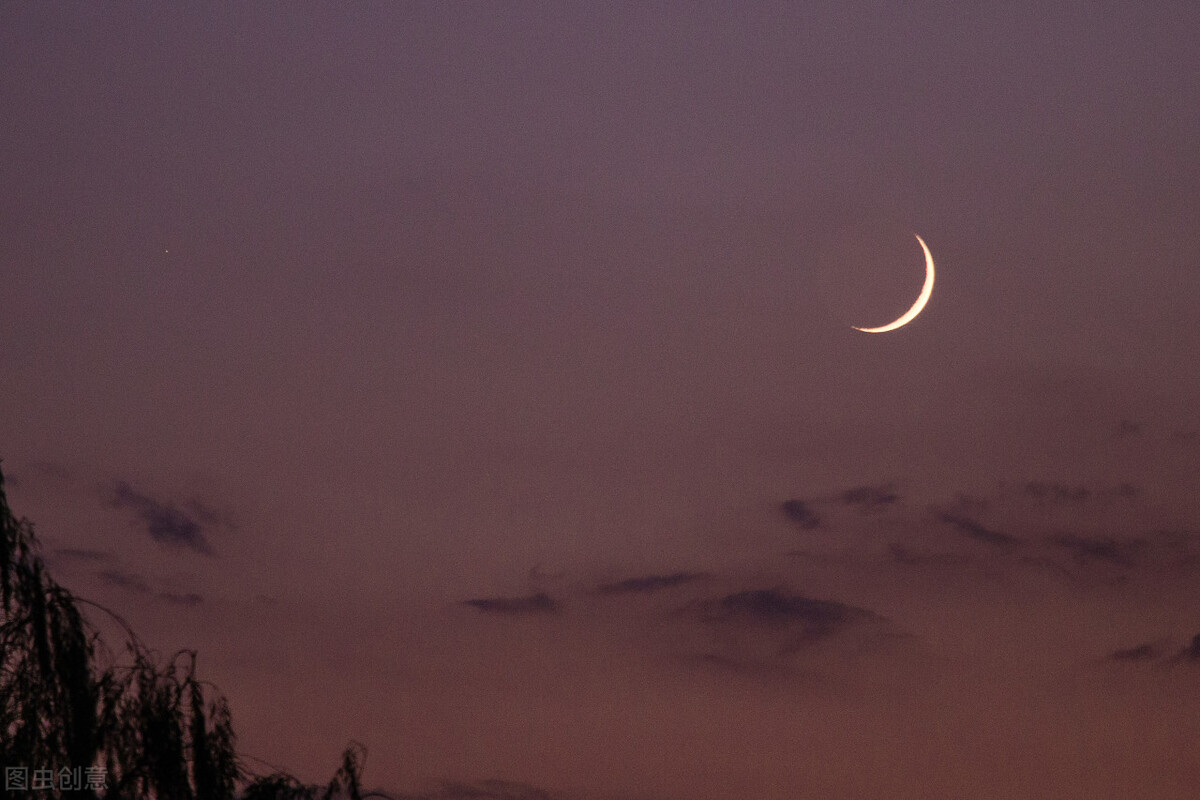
96;569;151;594
936;513;1019;546
841;485;899;512
683;589;885;665
702;589;875;636
107;481;216;555
1050;534;1144;567
780;499;820;529
464;592;558;615
595;571;707;595
157;591;204;607
1109;643;1158;662
1185;634;1200;661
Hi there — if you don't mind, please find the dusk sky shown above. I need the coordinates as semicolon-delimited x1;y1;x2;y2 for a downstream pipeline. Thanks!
3;3;1200;797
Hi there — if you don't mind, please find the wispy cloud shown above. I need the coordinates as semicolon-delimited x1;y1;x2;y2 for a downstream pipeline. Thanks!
98;568;204;606
779;499;820;529
1108;643;1158;662
670;587;892;669
107;481;220;555
464;592;558;615
702;589;875;633
96;569;151;594
157;591;205;607
595;572;708;595
53;547;114;563
1184;634;1200;661
841;484;899;512
936;512;1019;546
1051;534;1144;567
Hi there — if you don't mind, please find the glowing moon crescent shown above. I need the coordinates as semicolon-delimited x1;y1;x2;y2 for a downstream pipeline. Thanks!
852;234;935;333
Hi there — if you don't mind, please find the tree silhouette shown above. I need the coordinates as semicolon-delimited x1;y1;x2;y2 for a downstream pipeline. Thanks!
0;462;371;799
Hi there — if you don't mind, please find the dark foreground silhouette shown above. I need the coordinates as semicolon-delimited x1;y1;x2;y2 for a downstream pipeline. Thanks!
0;461;374;799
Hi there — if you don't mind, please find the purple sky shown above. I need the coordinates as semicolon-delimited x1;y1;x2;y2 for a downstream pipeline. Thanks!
3;4;1200;797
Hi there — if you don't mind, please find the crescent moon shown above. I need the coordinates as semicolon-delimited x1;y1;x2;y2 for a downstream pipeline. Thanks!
852;234;935;333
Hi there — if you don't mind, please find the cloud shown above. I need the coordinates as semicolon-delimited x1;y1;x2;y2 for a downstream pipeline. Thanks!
107;481;218;554
595;572;708;595
675;588;889;668
464;592;558;615
157;591;205;607
1185;633;1200;661
936;512;1019;546
1050;534;1144;567
709;589;872;627
98;569;203;606
841;485;899;512
96;569;151;594
694;589;878;652
1108;643;1158;662
779;499;820;529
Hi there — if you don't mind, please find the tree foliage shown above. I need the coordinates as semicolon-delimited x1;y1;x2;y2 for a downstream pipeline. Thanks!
0;463;372;799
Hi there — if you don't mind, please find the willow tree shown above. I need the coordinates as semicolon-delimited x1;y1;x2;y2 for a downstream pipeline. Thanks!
0;463;369;799
0;463;239;798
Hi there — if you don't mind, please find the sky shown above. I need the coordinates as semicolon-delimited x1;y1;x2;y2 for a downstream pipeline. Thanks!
3;3;1200;797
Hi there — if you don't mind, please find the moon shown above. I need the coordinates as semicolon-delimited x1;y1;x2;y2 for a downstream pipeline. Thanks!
852;234;935;333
